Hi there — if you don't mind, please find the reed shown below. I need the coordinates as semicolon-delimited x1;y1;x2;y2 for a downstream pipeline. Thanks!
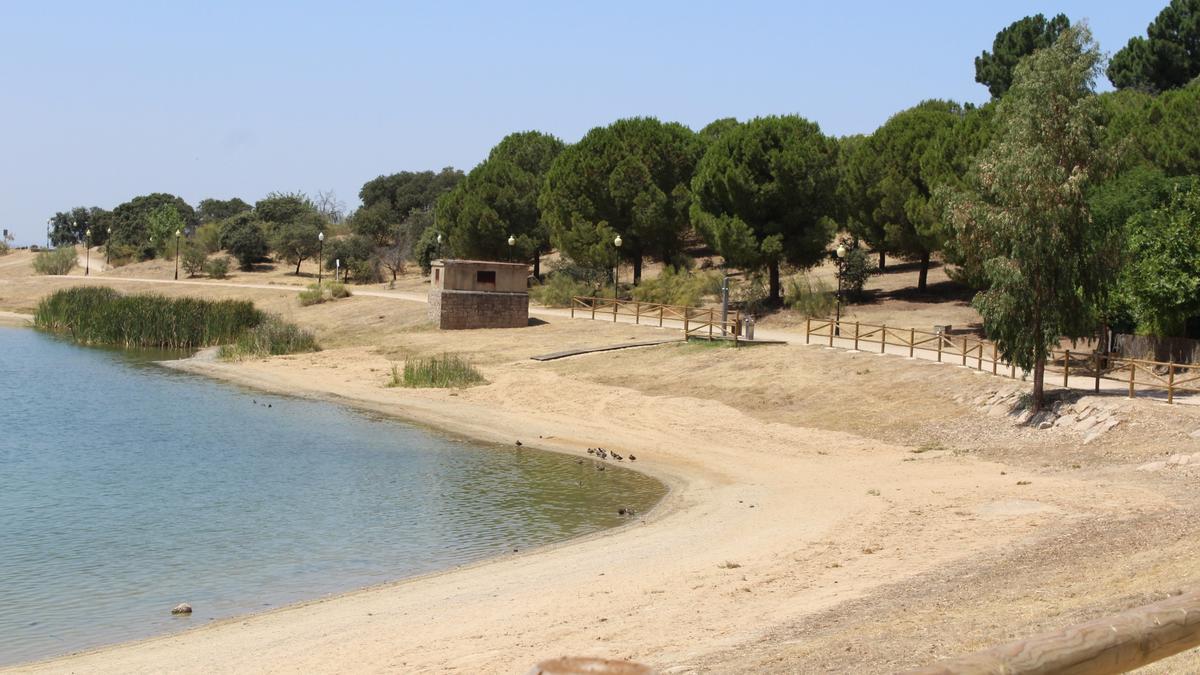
392;353;485;388
34;287;263;349
218;316;320;359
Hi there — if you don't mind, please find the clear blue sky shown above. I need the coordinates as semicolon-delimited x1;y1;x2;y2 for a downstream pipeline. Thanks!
0;1;1164;245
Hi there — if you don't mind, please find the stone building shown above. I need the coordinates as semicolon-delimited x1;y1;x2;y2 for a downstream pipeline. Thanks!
427;259;529;329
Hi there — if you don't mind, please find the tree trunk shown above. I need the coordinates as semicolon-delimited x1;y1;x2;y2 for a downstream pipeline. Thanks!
533;251;541;281
878;251;886;271
633;256;642;285
1032;354;1046;413
295;258;303;275
768;261;781;305
917;250;931;291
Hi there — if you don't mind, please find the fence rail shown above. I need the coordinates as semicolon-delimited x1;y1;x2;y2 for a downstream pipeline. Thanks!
806;317;1198;403
571;296;742;344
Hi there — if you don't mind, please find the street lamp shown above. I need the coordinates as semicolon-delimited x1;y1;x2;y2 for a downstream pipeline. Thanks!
436;232;443;259
174;229;181;280
507;234;515;262
613;234;623;300
46;218;51;250
318;232;325;284
834;244;847;336
105;227;112;265
84;227;91;276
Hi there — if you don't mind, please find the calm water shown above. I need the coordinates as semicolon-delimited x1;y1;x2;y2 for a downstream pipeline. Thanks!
0;327;663;666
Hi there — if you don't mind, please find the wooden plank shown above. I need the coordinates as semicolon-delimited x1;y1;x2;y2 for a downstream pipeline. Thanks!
530;339;683;361
905;590;1200;675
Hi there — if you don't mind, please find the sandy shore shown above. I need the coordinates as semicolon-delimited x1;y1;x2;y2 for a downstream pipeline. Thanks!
4;268;1199;673
0;311;32;327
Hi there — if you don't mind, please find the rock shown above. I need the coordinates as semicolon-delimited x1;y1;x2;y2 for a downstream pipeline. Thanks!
1189;429;1200;439
1138;461;1167;472
987;403;1010;418
1038;420;1054;430
1167;454;1192;466
171;603;192;615
1053;415;1076;429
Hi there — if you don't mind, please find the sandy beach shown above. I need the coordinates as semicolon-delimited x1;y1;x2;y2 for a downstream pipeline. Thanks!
3;258;1200;673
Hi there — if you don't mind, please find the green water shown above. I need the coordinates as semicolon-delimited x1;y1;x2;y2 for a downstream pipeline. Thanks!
0;327;664;666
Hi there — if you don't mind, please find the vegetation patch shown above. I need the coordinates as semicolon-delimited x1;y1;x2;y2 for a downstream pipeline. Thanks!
529;274;593;308
786;275;836;317
34;287;264;349
390;353;485;388
218;316;319;359
32;247;78;276
630;268;723;307
298;281;351;306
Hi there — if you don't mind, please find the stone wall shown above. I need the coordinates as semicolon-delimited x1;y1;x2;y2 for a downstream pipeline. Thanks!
428;288;528;330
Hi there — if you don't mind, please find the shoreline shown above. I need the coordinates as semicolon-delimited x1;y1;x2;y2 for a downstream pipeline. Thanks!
0;311;33;327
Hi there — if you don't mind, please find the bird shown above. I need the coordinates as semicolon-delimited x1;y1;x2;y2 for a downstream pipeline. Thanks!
618;508;627;515
587;448;595;454
515;440;523;447
629;455;637;461
597;465;606;472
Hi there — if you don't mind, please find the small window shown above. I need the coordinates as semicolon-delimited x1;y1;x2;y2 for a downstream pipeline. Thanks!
476;270;496;284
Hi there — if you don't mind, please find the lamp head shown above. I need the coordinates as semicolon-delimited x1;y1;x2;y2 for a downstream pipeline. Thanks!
836;244;847;259
508;235;515;247
614;234;622;248
318;231;325;242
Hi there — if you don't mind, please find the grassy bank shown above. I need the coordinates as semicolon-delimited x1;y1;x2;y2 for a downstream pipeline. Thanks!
391;354;485;388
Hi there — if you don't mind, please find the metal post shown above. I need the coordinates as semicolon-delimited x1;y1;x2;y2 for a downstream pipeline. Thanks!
174;233;180;280
834;271;843;336
318;239;324;284
720;275;729;337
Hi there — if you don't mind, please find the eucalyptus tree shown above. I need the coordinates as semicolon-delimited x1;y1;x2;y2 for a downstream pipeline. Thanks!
690;115;839;303
540;117;699;284
944;26;1116;412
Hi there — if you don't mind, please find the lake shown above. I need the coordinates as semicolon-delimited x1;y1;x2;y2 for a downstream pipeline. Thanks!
0;326;663;666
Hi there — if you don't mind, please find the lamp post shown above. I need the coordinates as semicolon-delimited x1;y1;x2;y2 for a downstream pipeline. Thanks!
436;232;443;259
46;218;51;250
173;229;181;279
834;244;847;336
613;234;622;300
84;227;91;276
105;227;112;265
507;234;515;262
318;231;325;284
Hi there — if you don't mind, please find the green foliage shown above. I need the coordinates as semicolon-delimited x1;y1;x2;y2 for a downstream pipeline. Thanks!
359;168;463;227
393;354;485;388
437;131;565;272
349;200;398;247
218;316;320;359
271;212;323;274
944;26;1116;409
528;273;594;307
32;246;78;275
731;273;770;318
204;256;231;279
415;225;440;275
255;192;316;237
629;268;723;307
974;13;1071;98
146;204;186;258
180;242;207;277
785;275;836;317
540;117;699;283
835;239;876;298
323;235;378;282
49;206;110;246
298;281;351;306
107;193;196;255
1108;0;1200;92
1120;179;1200;336
219;213;270;270
34;287;264;349
691;115;839;303
197;197;251;224
194;221;222;254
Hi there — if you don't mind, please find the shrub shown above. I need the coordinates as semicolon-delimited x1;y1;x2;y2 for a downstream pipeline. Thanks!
732;273;770;318
204;256;231;279
392;353;485;388
349;257;382;284
194;222;223;253
631;268;723;307
298;281;351;306
529;274;593;307
34;287;264;349
323;235;377;282
181;243;207;277
835;238;875;299
218;316;320;359
32;247;78;275
786;275;836;317
219;214;269;270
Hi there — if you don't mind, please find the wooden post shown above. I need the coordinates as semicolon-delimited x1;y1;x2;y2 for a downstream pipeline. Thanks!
909;328;915;358
976;341;983;370
961;337;967;366
937;334;943;362
828;319;834;347
880;325;886;354
992;344;998;375
1010;361;1016;379
612;299;618;322
571;300;576;319
1129;361;1136;399
635;302;641;325
806;317;811;344
1168;362;1176;404
1064;349;1071;387
903;589;1200;675
659;305;664;328
853;322;859;350
591;300;596;321
708;318;713;340
1094;351;1101;393
683;312;689;336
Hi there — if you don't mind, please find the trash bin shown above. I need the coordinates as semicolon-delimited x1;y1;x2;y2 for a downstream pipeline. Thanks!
745;318;755;341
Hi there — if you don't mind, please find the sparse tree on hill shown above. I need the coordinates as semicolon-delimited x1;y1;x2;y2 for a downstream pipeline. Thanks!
944;26;1117;412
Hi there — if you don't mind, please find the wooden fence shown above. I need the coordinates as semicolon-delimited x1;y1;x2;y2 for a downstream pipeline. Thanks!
906;589;1200;674
805;317;1200;403
571;296;742;343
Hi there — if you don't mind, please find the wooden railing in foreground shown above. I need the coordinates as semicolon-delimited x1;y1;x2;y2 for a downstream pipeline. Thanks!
905;590;1200;674
570;296;742;343
805;317;1200;403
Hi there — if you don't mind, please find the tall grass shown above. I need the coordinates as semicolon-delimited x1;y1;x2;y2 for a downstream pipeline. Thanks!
298;281;351;306
631;268;723;307
218;316;320;359
391;353;485;388
529;274;593;307
32;247;77;275
34;287;264;349
786;275;836;317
